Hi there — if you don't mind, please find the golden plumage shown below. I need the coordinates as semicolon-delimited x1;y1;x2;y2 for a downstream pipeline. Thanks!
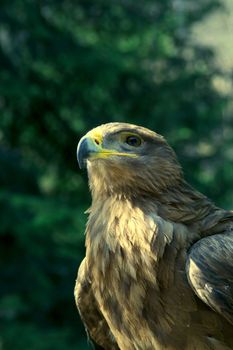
75;123;233;350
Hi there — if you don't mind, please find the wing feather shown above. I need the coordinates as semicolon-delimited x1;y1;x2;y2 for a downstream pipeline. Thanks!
186;231;233;325
75;259;119;350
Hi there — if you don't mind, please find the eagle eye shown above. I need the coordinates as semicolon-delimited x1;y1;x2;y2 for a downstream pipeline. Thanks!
125;135;142;147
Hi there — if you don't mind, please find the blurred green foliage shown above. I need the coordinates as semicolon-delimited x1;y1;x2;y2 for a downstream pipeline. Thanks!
0;1;232;349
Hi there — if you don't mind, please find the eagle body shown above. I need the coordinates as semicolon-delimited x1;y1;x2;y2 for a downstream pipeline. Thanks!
75;123;233;350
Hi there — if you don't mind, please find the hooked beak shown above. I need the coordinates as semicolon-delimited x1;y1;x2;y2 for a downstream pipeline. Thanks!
77;136;102;169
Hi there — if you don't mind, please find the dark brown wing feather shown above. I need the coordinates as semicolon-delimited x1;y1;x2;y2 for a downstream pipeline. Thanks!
186;230;233;325
74;259;119;350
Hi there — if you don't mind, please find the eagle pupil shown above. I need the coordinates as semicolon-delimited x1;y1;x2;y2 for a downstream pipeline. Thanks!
126;135;141;147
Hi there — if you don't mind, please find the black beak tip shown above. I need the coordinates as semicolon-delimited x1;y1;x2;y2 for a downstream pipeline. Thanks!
77;156;86;170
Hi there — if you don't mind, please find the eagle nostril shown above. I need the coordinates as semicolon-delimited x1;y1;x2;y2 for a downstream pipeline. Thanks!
94;138;100;145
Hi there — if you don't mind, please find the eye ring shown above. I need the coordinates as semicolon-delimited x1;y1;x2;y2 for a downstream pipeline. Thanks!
125;135;142;147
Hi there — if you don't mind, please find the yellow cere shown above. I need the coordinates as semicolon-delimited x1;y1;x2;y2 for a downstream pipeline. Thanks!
86;130;104;146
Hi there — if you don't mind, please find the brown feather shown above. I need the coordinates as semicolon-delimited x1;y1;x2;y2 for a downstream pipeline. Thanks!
75;123;233;350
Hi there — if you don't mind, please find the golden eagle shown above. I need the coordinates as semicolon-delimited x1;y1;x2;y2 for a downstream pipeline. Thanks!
75;123;233;350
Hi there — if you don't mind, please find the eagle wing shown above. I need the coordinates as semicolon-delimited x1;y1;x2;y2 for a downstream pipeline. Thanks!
186;227;233;325
74;258;119;350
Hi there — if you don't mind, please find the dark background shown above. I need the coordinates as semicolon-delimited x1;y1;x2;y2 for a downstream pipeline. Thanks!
0;1;232;349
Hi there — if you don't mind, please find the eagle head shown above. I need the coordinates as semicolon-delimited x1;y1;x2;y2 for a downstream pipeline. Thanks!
77;122;182;197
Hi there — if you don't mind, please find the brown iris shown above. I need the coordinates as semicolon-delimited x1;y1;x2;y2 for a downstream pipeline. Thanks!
126;135;142;147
